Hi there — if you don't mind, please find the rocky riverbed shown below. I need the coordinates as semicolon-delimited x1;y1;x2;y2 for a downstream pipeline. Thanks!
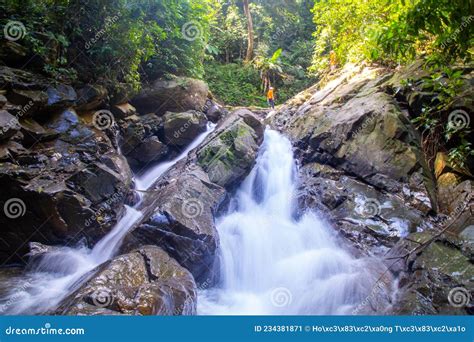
0;62;472;315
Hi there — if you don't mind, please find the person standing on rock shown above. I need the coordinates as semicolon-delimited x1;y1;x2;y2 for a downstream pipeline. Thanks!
267;86;275;109
330;50;337;72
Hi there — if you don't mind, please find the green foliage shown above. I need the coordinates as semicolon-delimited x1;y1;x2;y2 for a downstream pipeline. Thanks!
204;62;267;106
310;0;473;75
252;48;284;90
376;0;473;66
1;0;215;88
205;59;315;107
205;0;316;105
408;68;472;169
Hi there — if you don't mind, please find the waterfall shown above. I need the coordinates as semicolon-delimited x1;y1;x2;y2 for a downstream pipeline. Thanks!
0;124;215;315
199;129;390;315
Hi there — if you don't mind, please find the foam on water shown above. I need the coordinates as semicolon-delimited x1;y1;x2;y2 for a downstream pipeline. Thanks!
0;124;216;315
199;129;388;315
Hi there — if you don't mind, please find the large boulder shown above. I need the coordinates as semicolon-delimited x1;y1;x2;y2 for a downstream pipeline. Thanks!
0;66;49;91
131;77;208;116
121;168;226;284
120;109;264;284
197;109;263;189
110;103;136;120
0;109;133;264
271;63;473;314
0;67;77;117
296;162;429;257
119;114;169;167
203;99;226;123
389;229;474;315
162;110;207;147
55;246;197;315
271;65;437;229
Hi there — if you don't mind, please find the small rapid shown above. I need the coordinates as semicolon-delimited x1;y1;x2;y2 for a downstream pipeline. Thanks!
0;124;215;315
199;129;391;315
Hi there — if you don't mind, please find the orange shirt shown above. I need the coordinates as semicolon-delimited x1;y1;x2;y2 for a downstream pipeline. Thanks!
330;51;337;66
267;89;274;99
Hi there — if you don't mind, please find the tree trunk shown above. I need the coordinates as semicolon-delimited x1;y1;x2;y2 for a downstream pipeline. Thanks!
243;0;254;63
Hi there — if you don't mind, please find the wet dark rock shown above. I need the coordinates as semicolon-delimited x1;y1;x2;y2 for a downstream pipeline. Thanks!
6;88;48;116
131;77;208;116
119;114;168;167
110;103;136;120
46;85;77;108
55;246;196;315
204;99;226;123
0;94;7;108
0;109;132;264
389;231;474;315
0;66;49;91
19;118;59;145
0;41;29;66
0;140;28;160
75;85;108;111
121;170;226;284
162;110;207;147
0;110;20;141
197;109;263;189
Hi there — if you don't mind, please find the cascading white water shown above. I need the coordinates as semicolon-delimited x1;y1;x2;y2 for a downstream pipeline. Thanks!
199;129;388;315
0;124;215;315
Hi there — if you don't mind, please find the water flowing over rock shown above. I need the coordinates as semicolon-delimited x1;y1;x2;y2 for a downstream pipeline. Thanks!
55;246;197;316
269;64;473;314
0;108;133;263
122;169;226;285
123;110;264;284
199;129;394;314
0;60;471;317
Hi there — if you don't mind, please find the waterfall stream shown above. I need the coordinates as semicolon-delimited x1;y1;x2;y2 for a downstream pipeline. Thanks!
0;125;392;315
199;129;391;315
0;124;215;315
